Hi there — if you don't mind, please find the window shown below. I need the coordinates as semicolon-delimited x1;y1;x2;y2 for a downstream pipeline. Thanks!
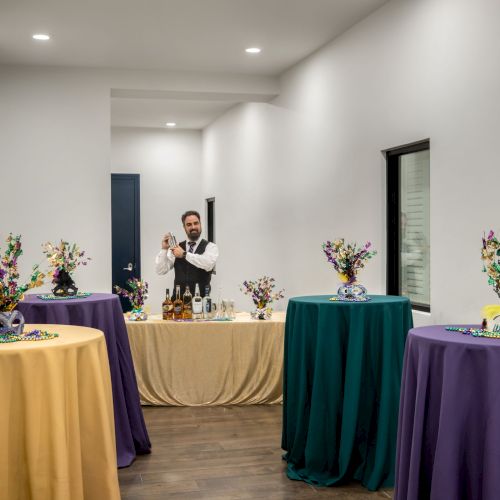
387;141;430;311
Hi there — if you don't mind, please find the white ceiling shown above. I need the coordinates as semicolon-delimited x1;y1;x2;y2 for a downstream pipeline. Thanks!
0;0;388;129
111;97;239;129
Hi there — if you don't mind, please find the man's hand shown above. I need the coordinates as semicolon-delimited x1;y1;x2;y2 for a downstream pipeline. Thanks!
172;246;185;258
162;233;171;250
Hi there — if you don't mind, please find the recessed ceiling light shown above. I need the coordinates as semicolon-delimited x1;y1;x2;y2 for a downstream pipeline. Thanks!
165;122;176;127
32;34;50;41
245;47;261;54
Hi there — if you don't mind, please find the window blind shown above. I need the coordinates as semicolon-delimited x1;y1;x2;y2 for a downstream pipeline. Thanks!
400;150;430;307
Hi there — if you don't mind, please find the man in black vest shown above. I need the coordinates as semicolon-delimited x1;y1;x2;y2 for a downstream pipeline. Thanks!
155;210;218;297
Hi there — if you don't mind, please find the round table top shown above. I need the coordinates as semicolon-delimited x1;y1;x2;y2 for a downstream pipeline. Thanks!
21;292;118;305
0;322;119;500
396;324;500;500
0;324;104;352
408;324;500;347
289;295;410;305
283;294;413;490
16;292;152;467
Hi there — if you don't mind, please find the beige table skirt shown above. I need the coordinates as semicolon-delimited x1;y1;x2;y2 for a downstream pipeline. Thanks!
126;311;285;406
0;324;120;500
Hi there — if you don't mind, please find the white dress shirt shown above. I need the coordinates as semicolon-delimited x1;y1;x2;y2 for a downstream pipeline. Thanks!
155;239;219;275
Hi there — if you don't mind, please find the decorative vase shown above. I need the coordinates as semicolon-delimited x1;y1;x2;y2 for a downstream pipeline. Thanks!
52;269;78;297
251;305;273;320
0;309;25;336
337;275;369;301
129;308;148;321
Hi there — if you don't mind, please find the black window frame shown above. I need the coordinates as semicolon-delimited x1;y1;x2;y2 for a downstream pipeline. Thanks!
386;139;430;312
206;197;215;275
206;197;215;243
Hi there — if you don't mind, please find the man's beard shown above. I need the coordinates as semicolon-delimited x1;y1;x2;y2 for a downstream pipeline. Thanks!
188;230;200;241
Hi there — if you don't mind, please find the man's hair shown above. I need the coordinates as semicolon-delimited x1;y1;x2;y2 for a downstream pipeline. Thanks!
181;210;201;225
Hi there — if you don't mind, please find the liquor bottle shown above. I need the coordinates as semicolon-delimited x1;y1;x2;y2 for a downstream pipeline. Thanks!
162;288;174;320
202;285;212;319
183;285;193;320
173;285;183;320
192;283;203;319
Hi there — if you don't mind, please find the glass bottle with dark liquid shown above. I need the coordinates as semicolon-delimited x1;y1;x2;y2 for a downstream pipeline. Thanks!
183;285;193;320
162;288;174;320
173;285;183;320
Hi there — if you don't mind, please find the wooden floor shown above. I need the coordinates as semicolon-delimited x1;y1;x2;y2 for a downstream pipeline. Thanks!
119;405;394;499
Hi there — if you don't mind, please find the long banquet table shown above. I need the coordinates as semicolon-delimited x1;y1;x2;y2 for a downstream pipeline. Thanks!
125;311;285;406
0;324;120;500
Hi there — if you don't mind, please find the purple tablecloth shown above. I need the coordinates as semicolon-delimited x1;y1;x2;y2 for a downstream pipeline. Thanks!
395;325;500;500
18;293;151;468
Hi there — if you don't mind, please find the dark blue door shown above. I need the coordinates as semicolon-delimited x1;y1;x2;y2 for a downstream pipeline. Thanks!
111;174;141;312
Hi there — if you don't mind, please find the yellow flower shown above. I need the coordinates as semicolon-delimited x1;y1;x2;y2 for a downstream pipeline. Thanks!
338;273;350;283
32;273;45;288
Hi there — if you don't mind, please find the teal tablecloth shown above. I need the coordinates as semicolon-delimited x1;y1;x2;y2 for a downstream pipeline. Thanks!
282;295;413;491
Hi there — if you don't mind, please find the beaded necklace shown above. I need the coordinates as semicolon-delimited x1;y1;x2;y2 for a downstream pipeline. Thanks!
446;326;500;338
37;292;92;300
0;329;59;343
329;297;371;302
22;329;59;341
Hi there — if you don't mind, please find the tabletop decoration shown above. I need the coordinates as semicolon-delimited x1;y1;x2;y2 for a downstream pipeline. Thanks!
322;238;377;302
241;276;285;320
42;240;90;297
482;230;500;298
446;326;500;338
0;234;45;337
0;331;20;343
0;329;58;343
22;329;59;341
115;277;149;321
37;292;92;300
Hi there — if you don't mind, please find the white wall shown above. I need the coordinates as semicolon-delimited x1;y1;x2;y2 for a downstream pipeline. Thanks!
4;0;500;323
111;127;204;312
0;64;274;301
203;0;500;323
0;66;111;293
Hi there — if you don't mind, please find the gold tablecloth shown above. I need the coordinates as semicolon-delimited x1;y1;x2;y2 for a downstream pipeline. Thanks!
126;312;285;406
0;324;120;500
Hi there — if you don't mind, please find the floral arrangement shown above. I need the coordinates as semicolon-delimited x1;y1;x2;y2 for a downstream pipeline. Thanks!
0;234;44;311
482;230;500;298
322;239;377;284
114;277;149;311
42;240;90;282
241;276;285;319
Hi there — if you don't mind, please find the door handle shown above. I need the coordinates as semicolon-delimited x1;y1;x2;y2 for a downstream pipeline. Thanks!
123;263;133;271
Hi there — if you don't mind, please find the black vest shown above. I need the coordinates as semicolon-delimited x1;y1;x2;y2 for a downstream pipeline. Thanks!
173;239;212;298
